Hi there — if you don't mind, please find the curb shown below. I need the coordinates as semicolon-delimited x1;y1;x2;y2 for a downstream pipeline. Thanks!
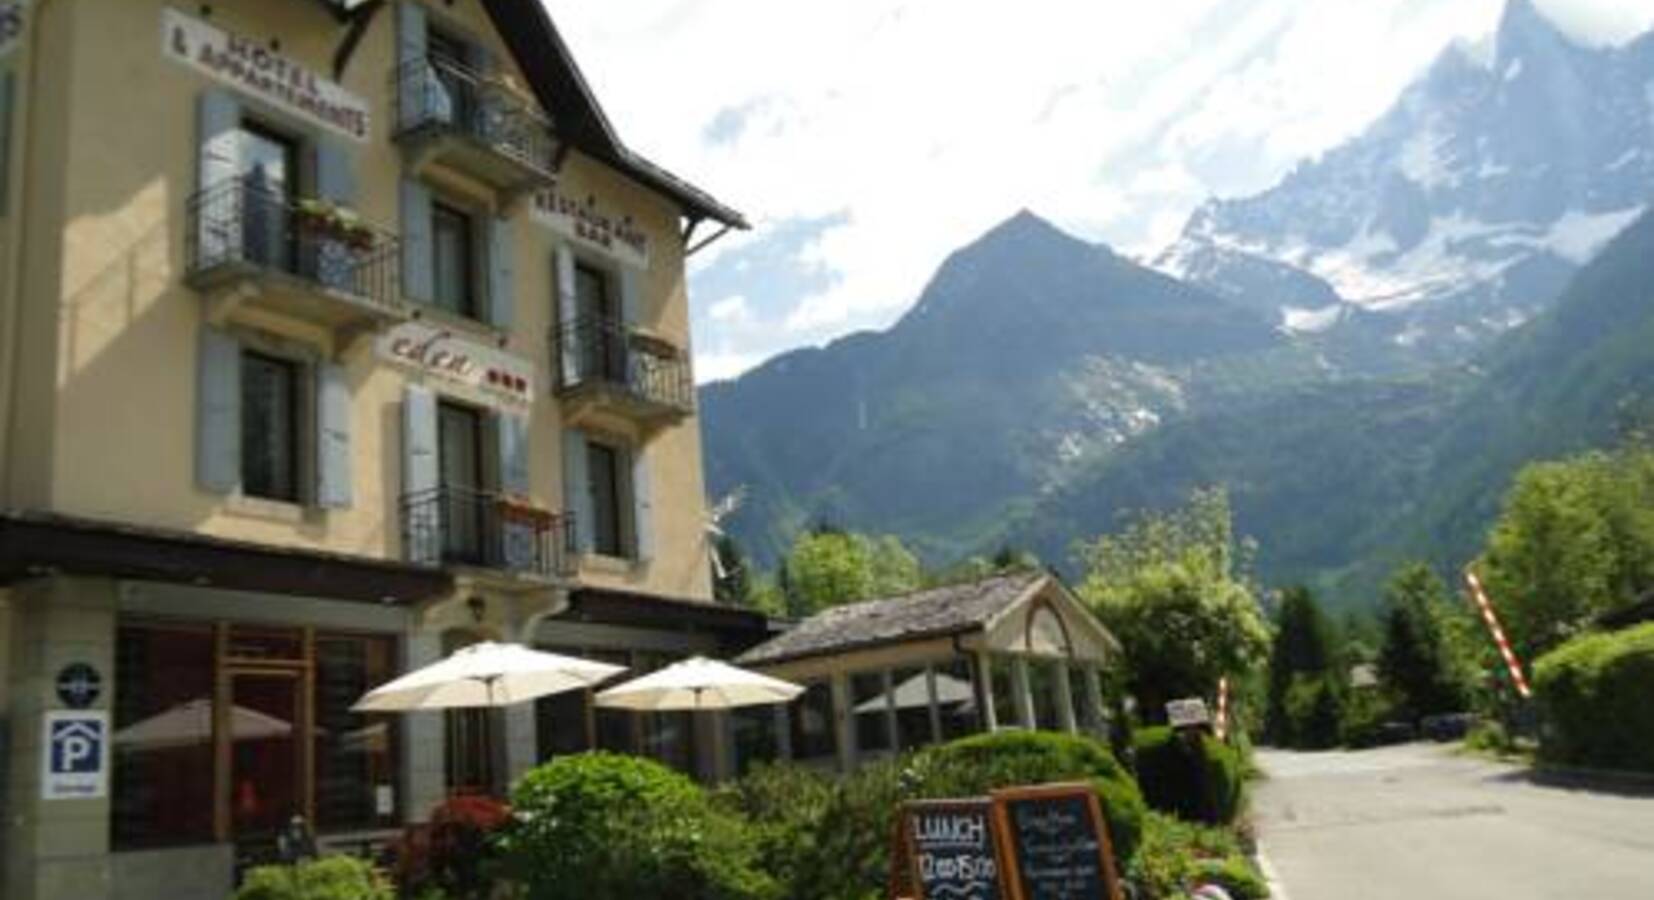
1254;844;1291;900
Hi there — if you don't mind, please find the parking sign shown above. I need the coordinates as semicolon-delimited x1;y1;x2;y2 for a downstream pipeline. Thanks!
41;710;108;799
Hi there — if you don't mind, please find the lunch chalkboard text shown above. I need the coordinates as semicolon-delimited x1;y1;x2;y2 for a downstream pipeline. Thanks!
990;783;1123;900
889;798;1007;899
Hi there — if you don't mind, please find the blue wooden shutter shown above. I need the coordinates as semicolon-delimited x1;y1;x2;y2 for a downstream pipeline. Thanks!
196;328;242;493
487;216;515;330
197;89;240;264
315;362;352;509
631;445;654;563
400;178;433;303
395;1;428;129
561;429;593;554
496;411;529;496
555;245;579;386
402;384;439;564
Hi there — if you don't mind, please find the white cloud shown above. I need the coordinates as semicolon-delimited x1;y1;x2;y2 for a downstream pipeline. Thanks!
707;294;750;324
543;0;1654;380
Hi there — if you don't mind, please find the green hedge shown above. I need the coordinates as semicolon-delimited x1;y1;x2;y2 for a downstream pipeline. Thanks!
1132;727;1244;826
1533;623;1654;773
1127;812;1268;900
501;753;779;900
910;730;1147;864
234;856;392;900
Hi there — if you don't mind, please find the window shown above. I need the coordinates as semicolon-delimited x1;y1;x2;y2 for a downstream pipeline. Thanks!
789;681;836;763
437;401;485;563
242;350;300;502
533;647;634;761
113;621;217;849
586;440;630;558
315;635;400;831
237;122;297;273
851;671;891;756
431;200;476;317
575;263;625;382
941;656;982;740
113;619;401;847
891;666;935;751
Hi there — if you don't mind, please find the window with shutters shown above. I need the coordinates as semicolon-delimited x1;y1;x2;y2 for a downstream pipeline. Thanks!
431;199;478;318
241;350;302;503
585;439;633;559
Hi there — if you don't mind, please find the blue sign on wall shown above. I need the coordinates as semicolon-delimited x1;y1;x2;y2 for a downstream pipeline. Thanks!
41;711;108;799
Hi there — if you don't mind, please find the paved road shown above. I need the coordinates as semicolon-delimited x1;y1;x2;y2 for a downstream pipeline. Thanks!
1253;743;1654;900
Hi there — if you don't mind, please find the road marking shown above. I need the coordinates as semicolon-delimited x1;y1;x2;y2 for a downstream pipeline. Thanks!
1256;844;1292;900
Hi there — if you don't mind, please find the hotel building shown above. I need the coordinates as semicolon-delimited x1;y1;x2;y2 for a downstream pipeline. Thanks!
0;2;760;897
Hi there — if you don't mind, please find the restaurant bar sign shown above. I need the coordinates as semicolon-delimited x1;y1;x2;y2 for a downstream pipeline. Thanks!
532;189;650;268
161;7;369;142
375;321;534;407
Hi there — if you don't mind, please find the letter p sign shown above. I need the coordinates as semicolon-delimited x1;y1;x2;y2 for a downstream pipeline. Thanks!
42;711;108;799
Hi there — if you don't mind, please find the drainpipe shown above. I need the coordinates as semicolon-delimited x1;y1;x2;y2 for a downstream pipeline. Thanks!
0;0;60;505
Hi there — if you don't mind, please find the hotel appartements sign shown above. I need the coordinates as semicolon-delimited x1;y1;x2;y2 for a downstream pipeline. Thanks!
161;7;370;142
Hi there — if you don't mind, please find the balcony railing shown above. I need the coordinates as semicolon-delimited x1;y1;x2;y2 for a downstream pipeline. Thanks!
554;317;695;417
401;486;576;579
393;55;556;181
185;179;400;312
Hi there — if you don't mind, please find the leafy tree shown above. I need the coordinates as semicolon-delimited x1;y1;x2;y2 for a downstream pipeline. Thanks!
712;535;752;607
1266;586;1338;744
1479;449;1654;659
1377;564;1468;720
781;530;923;617
991;545;1042;573
1077;489;1270;720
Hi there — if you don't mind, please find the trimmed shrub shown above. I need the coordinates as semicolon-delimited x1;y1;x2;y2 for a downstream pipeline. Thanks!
234;855;393;900
1533;623;1654;772
500;752;779;900
909;730;1147;864
1127;812;1267;900
712;762;842;900
1132;727;1243;826
1281;674;1345;749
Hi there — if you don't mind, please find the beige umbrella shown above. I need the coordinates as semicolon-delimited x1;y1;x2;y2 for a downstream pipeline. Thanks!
116;698;294;750
352;642;625;711
594;656;803;711
853;671;974;714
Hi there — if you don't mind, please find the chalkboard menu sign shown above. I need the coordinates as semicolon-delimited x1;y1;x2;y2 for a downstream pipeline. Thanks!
890;799;1006;899
991;784;1123;900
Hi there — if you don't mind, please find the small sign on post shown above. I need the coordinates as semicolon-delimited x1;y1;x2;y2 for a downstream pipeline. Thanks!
1166;697;1212;730
991;783;1123;900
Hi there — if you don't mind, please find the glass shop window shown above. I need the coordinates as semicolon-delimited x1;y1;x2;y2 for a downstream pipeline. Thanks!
112;621;217;849
315;634;400;831
789;681;836;763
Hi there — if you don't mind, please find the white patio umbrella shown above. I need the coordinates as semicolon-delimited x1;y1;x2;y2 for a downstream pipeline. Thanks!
594;656;804;711
115;698;295;750
351;641;625;712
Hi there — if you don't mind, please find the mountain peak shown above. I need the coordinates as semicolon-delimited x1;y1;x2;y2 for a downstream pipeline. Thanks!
984;208;1067;242
1497;0;1570;61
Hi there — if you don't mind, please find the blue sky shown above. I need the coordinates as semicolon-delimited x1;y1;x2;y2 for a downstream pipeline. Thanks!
544;0;1654;383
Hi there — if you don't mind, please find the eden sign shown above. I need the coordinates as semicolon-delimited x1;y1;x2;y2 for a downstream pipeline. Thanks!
376;321;533;407
162;8;370;142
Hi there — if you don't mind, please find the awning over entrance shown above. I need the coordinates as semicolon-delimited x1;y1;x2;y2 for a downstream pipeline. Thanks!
0;510;452;604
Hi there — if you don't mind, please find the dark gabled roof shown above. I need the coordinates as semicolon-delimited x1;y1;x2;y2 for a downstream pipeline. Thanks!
479;0;748;230
736;571;1048;667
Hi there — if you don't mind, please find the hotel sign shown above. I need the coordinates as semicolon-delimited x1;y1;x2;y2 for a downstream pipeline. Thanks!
532;188;650;269
162;8;370;142
375;321;533;407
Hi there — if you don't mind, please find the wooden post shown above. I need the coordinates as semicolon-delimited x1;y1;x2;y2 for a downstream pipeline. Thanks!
1053;664;1077;734
882;669;899;751
1083;665;1105;736
976;651;998;731
924;665;943;745
1010;657;1034;729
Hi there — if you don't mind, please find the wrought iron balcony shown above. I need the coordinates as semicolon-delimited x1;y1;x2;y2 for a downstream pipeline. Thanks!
393;56;556;200
401;486;576;580
554;317;695;425
185;179;403;333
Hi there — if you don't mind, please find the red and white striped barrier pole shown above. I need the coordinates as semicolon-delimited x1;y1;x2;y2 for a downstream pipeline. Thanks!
1464;569;1532;700
1214;676;1230;741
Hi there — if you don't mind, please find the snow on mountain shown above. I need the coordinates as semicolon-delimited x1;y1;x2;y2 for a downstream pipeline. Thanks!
1156;0;1654;370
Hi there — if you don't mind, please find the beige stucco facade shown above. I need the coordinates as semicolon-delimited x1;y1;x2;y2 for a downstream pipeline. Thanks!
0;3;757;898
0;0;717;602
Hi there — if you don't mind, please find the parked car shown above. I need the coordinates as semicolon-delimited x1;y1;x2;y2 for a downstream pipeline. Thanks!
1421;713;1478;742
